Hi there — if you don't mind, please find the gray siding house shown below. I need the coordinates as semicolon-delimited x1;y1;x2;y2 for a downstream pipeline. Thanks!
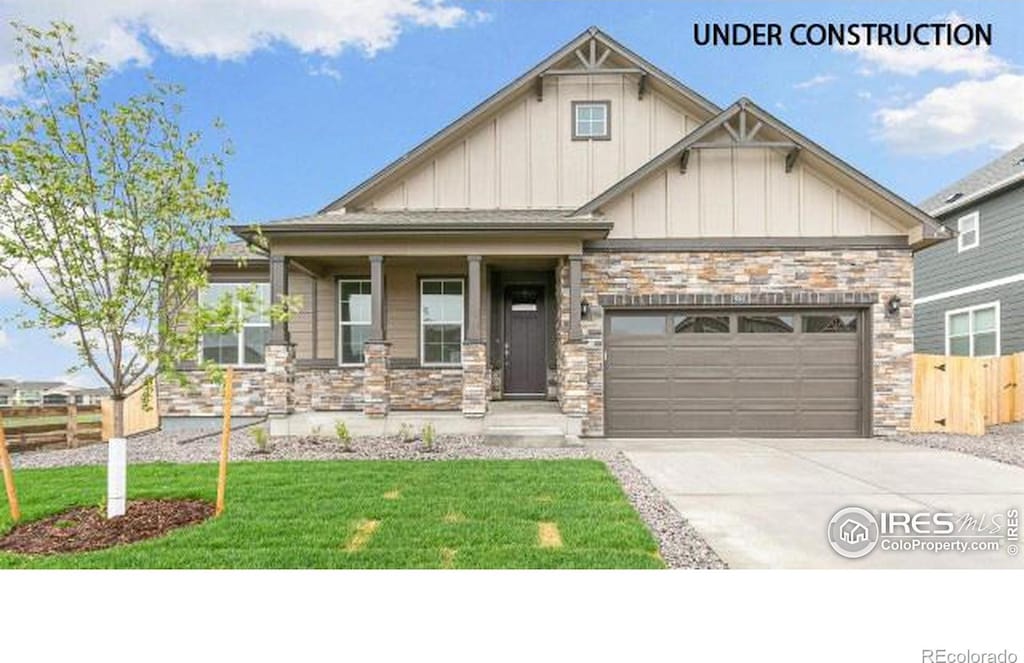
915;143;1024;356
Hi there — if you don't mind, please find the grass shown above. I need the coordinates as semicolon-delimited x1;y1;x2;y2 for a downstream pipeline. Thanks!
0;460;664;569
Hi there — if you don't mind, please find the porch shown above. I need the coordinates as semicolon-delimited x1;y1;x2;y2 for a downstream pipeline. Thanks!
237;212;606;432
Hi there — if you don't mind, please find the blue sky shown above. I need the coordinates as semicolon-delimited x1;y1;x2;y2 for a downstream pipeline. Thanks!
1;0;1022;385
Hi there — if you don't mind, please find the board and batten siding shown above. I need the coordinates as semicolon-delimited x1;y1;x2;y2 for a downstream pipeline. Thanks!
914;283;1024;355
602;145;906;238
366;74;703;211
915;185;1024;299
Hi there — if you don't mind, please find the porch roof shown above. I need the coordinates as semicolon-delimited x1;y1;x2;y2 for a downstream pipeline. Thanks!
231;209;611;241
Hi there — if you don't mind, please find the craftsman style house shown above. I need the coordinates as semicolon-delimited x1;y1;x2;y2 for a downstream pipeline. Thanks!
159;27;946;439
914;143;1024;358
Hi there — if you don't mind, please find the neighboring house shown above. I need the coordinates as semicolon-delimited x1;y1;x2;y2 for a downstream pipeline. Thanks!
160;27;945;438
915;143;1024;358
0;380;109;407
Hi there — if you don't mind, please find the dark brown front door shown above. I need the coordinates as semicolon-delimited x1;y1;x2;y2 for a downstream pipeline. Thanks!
504;285;547;396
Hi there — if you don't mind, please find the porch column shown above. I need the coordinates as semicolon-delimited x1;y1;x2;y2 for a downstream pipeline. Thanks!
370;255;385;340
269;255;290;344
462;255;487;416
265;254;295;419
466;255;483;341
364;255;390;416
568;254;583;341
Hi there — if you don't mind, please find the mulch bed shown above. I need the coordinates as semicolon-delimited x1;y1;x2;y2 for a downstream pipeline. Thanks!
0;499;214;556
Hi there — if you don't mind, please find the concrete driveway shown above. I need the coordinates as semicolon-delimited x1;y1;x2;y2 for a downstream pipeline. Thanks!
601;437;1024;569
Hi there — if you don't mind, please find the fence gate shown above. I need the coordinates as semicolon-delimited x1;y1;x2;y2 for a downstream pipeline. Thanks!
912;353;1023;436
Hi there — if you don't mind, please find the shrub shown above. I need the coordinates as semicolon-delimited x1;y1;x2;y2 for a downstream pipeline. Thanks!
421;422;436;452
251;426;270;454
335;420;353;452
397;422;416;444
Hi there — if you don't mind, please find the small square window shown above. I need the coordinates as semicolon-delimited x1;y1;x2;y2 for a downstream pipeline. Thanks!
946;303;999;357
573;101;610;140
957;212;979;252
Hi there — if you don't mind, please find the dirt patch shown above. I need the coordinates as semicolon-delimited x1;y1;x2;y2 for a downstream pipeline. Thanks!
443;511;466;523
537;521;563;548
382;489;401;500
344;519;380;552
440;547;457;568
0;499;213;556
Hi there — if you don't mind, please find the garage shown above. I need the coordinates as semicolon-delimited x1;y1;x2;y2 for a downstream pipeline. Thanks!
605;309;869;437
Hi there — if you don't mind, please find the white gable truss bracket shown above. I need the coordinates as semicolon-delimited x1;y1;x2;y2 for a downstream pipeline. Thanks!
537;37;648;101
680;107;799;174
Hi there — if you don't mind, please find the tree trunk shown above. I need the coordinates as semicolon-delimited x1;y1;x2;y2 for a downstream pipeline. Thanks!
113;396;125;438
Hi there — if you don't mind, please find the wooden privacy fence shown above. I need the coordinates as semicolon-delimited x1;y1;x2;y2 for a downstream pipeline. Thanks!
912;353;1024;436
0;404;103;451
100;387;161;440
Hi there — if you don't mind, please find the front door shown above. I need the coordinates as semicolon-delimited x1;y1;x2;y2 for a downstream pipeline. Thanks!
504;285;547;396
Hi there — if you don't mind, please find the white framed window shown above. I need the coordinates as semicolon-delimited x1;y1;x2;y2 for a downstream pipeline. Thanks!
945;301;999;357
573;101;610;140
957;211;979;252
420;278;464;366
200;282;270;366
339;279;372;365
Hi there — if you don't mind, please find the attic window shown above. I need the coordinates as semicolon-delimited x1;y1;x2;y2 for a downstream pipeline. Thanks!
573;101;610;140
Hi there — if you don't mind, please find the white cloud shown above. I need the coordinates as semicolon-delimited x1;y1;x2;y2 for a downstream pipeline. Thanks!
874;74;1024;154
0;0;474;96
308;61;343;82
0;328;10;350
52;372;103;388
793;74;836;90
837;12;1008;78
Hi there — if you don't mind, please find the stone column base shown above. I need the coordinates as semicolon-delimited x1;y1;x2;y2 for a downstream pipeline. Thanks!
558;341;588;417
461;341;488;417
264;342;296;416
363;341;391;417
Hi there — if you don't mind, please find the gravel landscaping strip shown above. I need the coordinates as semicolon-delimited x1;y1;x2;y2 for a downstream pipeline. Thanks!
11;428;727;569
894;422;1024;469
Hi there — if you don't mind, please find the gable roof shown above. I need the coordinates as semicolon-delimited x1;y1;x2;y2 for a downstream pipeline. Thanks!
573;97;948;241
318;26;721;213
920;142;1024;216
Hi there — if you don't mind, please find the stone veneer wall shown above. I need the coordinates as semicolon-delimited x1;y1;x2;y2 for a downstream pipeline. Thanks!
158;369;269;417
557;250;914;437
461;341;488;416
293;368;364;411
390;368;463;410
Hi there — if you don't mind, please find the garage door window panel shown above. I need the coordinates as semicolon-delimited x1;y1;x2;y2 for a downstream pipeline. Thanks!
802;314;858;333
738;314;795;333
609;315;666;336
673;315;730;333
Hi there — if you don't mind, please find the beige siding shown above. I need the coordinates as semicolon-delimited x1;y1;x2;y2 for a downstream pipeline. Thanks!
605;148;908;239
365;75;704;211
289;272;315;359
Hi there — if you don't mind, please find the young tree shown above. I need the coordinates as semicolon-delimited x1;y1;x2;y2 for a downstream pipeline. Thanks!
0;22;287;516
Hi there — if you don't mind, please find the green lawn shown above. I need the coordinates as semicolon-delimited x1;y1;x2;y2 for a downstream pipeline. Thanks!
0;460;664;569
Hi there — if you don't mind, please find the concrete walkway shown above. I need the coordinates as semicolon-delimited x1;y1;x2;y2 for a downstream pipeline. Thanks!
594;437;1024;569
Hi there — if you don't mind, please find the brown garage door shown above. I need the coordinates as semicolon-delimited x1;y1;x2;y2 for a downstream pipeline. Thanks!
605;310;867;437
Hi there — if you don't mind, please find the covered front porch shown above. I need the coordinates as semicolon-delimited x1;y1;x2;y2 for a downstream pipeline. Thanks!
238;212;608;435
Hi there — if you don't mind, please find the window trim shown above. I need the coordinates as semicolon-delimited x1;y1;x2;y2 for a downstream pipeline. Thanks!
199;281;271;367
419;277;465;367
337;278;373;367
571;100;611;141
945;300;1000;357
956;211;980;252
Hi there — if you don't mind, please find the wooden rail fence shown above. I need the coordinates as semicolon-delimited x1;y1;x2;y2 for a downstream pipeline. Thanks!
912;353;1024;436
0;404;103;452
